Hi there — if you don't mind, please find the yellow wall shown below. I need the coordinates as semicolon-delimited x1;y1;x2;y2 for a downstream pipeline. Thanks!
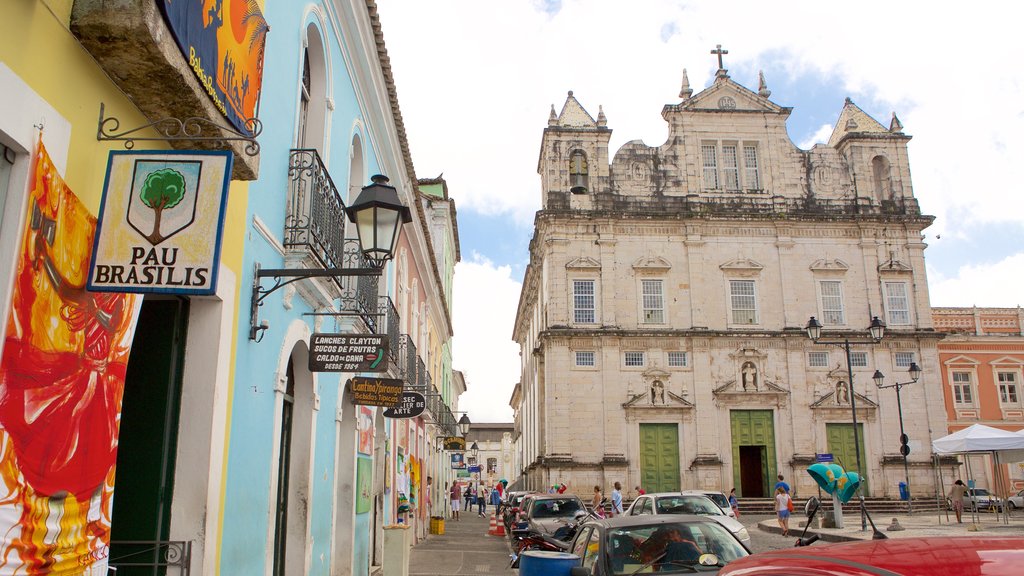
0;0;249;282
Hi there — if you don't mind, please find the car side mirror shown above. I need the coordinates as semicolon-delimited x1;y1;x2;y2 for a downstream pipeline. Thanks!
805;496;820;519
570;567;590;576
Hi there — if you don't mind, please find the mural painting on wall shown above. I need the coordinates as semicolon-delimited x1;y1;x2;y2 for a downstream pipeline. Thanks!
0;142;142;574
357;405;373;455
159;0;270;134
355;457;372;514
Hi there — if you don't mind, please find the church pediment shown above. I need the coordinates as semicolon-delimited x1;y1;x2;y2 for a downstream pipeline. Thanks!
713;378;788;396
553;91;598;128
828;98;892;147
684;77;784;114
633;256;672;271
719;258;763;275
810;258;850;273
566;256;602;270
877;258;913;273
810;389;878;412
623;390;694;410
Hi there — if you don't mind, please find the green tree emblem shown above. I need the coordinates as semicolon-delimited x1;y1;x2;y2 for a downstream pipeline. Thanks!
140;168;186;244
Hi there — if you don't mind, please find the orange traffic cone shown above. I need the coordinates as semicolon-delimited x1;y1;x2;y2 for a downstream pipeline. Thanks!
494;512;505;536
488;511;499;536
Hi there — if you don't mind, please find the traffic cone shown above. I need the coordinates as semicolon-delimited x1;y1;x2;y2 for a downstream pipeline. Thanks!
493;512;505;536
488;512;499;536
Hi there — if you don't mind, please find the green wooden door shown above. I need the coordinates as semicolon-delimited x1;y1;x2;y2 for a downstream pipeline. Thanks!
639;424;681;493
730;410;777;497
826;423;869;495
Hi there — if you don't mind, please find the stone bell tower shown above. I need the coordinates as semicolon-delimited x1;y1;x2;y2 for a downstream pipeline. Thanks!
537;91;612;210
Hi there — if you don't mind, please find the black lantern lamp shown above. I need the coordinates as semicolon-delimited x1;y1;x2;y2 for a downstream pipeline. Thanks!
868;316;886;341
345;175;413;269
458;413;471;437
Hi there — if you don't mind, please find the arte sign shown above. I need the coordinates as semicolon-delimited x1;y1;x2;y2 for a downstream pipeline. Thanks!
158;0;269;134
309;334;388;372
88;150;233;295
382;391;426;419
444;436;466;451
349;377;404;408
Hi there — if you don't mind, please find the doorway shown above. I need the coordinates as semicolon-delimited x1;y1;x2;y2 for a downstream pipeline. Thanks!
826;423;869;495
272;360;295;576
738;446;767;497
110;297;188;572
639;423;681;493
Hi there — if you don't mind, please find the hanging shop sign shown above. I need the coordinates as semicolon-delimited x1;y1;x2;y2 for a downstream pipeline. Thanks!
349;377;404;408
88;150;233;296
451;453;466;470
443;436;466;451
382;391;426;419
158;0;269;134
308;333;388;372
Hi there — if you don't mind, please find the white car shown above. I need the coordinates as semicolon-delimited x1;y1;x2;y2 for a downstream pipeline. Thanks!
1008;489;1024;510
625;492;751;548
682;489;736;518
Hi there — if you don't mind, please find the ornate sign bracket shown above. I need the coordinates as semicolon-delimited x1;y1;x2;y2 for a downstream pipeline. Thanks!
96;102;262;157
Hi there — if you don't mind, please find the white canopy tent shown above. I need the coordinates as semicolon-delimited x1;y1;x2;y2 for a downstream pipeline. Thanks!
932;424;1024;525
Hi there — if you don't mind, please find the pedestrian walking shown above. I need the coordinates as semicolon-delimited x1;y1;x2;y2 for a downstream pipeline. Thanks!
775;486;792;536
610;482;624;516
450;481;461;521
464;483;474;512
728;488;740;518
774;474;790;494
949;479;969;523
477;483;487;517
592;485;604;518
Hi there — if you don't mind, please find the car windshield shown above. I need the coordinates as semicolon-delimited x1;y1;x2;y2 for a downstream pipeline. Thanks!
512;494;529;506
606;520;748;574
974;489;990;496
656;496;722;516
532;498;584;518
704;493;730;510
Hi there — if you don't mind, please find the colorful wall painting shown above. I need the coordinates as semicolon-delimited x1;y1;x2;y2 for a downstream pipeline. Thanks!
357;405;373;455
355;457;372;514
0;141;142;574
158;0;269;134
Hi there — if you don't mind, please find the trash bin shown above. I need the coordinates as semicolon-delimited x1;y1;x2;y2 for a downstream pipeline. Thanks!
429;516;445;535
519;551;579;576
898;481;909;501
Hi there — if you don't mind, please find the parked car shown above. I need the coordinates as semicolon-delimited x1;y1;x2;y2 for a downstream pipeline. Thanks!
682;490;736;518
500;491;535;533
947;487;1005;512
625;492;751;548
565;514;749;575
522;494;588;536
717;536;1024;575
1007;489;1024;510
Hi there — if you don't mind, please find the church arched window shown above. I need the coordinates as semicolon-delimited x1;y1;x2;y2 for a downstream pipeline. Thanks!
569;150;588;194
871;155;891;200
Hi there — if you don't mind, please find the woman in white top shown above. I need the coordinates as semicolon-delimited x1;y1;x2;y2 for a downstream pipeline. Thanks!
775;486;792;536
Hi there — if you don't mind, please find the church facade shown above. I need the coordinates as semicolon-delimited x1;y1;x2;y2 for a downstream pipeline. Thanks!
512;59;949;500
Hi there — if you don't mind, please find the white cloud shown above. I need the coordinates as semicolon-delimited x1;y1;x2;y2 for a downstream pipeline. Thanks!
799;124;834;150
450;255;521;422
928;254;1024;308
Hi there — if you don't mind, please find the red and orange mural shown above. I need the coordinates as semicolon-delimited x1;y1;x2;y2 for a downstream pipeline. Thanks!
0;142;141;574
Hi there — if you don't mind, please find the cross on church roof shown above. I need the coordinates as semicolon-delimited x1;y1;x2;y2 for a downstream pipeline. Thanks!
711;44;729;70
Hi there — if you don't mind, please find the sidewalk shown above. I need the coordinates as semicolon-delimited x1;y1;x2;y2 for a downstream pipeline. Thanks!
757;508;1024;542
409;511;515;575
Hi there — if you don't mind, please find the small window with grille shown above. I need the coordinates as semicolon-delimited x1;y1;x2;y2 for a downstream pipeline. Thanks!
641;279;665;324
702;144;719;189
808;352;829;368
849;352;868;367
895;352;915;368
624;351;645;367
729;280;758;325
667;351;688;367
575;351;596;367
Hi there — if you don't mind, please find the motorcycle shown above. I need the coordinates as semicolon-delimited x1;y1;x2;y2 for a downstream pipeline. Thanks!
508;507;597;568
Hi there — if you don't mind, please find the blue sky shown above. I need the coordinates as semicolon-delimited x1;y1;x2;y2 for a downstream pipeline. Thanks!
375;0;1024;421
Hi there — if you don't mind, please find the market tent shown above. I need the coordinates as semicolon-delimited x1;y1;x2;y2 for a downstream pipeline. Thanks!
932;423;1024;462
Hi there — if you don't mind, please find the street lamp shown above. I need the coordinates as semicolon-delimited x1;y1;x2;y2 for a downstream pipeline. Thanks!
250;174;411;341
806;315;886;531
458;413;472;437
874;362;922;513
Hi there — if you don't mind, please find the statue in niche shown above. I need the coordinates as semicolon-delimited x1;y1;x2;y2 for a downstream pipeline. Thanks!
741;362;758;391
650;380;665;405
835;381;850;405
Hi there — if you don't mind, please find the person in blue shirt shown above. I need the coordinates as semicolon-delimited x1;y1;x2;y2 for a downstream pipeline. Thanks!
774;474;790;494
611;482;624;516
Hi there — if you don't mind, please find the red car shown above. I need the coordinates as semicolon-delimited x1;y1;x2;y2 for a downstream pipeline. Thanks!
718;537;1024;576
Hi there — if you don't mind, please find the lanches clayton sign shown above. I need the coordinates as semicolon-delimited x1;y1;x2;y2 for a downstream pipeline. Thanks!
88;150;233;296
308;334;388;372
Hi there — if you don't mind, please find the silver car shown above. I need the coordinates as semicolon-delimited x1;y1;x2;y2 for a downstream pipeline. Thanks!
1009;489;1024;510
625;492;751;548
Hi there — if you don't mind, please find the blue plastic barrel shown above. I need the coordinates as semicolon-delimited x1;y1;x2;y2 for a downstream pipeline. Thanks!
519;550;579;576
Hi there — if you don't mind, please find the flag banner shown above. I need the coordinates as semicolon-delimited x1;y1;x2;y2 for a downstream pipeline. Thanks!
0;142;142;575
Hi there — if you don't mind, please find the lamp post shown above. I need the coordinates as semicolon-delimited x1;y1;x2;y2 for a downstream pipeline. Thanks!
806;315;886;531
874;362;922;513
249;175;412;341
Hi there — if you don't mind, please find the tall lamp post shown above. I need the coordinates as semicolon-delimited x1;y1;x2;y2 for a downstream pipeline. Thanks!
874;362;922;513
806;315;886;532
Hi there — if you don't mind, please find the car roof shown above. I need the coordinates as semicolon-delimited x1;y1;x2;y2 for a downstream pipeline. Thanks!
529;493;582;501
583;514;712;529
720;536;1024;575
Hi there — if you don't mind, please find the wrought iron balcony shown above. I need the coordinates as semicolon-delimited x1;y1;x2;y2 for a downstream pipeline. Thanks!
285;149;347;269
416;357;426;388
378;296;400;372
336;237;379;329
109;540;191;575
399;334;418;387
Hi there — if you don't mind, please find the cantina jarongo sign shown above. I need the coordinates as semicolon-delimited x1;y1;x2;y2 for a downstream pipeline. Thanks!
308;334;388;372
382;392;425;419
88;150;233;295
349;377;403;408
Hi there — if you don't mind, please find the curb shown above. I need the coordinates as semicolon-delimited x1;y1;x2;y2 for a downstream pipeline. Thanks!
756;520;860;543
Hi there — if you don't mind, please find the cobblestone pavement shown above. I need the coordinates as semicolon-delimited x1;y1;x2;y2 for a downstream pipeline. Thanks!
409;511;516;576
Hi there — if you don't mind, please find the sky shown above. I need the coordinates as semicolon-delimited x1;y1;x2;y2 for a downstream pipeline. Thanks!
373;0;1024;423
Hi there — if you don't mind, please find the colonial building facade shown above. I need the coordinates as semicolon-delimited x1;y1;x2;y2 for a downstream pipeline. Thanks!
512;60;948;501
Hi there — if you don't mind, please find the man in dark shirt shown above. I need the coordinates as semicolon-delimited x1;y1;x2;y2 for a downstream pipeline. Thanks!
774;474;790;494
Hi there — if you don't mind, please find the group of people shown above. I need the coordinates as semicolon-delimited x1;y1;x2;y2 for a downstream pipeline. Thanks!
448;480;504;521
591;482;633;517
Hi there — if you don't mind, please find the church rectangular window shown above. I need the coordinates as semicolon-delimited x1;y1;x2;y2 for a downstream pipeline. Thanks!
641;279;664;324
729;280;758;324
722;144;740;191
743;145;760;190
849;352;868;367
894;352;915;368
667;351;688;367
575;351;596;367
819;281;845;325
573;280;596;324
998;372;1019;404
808;351;829;367
624;351;645;367
884;282;911;326
702;144;719;189
952;371;974;405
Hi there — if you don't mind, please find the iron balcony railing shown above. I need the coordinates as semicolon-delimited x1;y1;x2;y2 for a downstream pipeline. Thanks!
416;357;426;388
285;149;347;269
108;540;191;575
338;237;379;330
399;334;418;386
378;296;400;373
